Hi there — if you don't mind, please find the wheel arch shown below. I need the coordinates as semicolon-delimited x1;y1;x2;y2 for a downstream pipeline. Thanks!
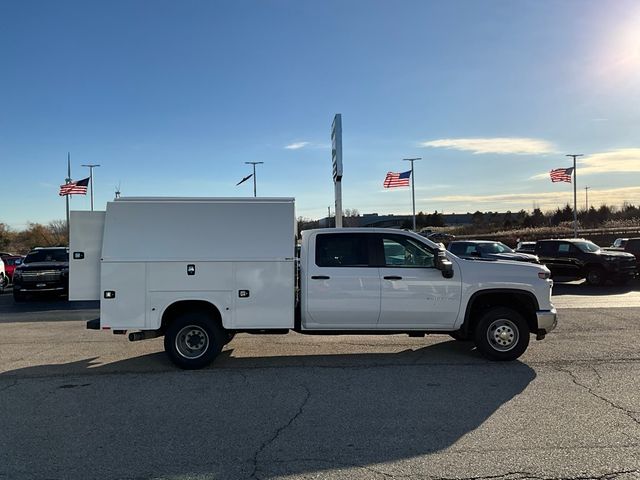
461;289;539;336
160;300;223;334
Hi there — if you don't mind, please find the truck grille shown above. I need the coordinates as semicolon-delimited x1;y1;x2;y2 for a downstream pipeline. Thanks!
21;270;62;282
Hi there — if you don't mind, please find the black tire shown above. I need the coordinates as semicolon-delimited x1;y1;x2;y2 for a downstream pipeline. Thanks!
449;330;470;341
13;290;25;302
585;266;606;286
473;307;530;361
164;311;226;370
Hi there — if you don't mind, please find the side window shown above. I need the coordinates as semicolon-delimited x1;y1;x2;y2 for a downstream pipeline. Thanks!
448;243;465;256
537;242;557;255
558;243;574;254
464;245;479;256
382;235;435;268
315;234;370;267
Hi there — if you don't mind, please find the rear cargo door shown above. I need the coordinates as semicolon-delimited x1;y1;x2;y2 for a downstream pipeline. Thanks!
69;210;105;301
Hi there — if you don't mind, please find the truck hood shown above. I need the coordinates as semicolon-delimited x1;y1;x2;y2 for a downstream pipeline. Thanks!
16;262;69;272
483;252;540;263
596;250;635;260
451;253;549;278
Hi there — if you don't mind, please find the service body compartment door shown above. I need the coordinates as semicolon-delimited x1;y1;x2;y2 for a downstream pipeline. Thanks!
69;211;106;301
101;262;146;328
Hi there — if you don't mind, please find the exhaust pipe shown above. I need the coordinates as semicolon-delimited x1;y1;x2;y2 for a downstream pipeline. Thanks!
128;330;162;342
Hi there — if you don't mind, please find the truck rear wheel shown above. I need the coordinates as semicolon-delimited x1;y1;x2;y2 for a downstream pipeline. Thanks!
473;307;529;361
164;311;225;370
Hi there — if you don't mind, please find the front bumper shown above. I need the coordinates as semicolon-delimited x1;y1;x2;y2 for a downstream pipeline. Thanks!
536;306;557;339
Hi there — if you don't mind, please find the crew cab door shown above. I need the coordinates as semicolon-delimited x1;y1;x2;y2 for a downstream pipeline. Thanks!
376;233;461;329
304;232;380;329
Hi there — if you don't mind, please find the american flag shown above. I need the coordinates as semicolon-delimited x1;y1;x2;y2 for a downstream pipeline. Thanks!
549;167;574;183
383;170;411;188
59;176;90;196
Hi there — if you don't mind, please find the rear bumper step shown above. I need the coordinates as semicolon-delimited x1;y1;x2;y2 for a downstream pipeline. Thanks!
86;318;100;330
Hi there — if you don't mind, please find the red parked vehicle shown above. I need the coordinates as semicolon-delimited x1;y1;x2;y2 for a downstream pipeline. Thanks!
2;255;24;283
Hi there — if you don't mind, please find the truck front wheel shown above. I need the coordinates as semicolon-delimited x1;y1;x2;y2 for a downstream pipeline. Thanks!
473;307;529;361
164;311;225;370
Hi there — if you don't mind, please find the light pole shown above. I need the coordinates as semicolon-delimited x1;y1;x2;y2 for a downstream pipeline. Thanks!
81;164;100;211
245;162;264;197
566;154;583;238
402;157;421;230
585;186;590;211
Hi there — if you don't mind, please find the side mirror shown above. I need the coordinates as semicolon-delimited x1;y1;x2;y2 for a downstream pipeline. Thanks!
435;248;454;279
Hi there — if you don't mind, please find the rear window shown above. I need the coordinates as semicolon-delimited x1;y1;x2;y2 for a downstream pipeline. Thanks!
24;249;68;264
315;234;370;267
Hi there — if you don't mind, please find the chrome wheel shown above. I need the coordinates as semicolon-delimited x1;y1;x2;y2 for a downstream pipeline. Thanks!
486;318;519;352
175;325;209;360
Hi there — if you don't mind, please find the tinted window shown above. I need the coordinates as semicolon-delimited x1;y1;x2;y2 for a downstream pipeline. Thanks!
478;242;513;254
536;242;557;255
24;249;68;263
448;243;466;256
382;235;434;268
315;234;370;267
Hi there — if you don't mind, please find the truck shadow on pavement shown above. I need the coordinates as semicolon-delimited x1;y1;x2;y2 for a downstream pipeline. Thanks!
0;340;536;480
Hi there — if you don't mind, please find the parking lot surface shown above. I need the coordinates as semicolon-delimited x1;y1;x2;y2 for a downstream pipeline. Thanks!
1;285;639;480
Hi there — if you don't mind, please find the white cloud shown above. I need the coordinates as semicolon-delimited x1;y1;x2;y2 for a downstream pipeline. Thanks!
580;148;640;175
420;137;556;155
531;148;640;179
424;186;640;211
284;142;310;150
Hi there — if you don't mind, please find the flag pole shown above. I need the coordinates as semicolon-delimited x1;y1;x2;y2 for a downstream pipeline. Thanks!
403;157;421;230
566;154;583;238
245;161;264;197
66;153;71;240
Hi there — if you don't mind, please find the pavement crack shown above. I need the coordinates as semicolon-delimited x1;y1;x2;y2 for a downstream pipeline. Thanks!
0;379;19;393
249;384;311;479
555;366;640;427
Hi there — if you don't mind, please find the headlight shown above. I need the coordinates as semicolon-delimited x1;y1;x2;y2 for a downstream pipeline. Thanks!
538;271;551;279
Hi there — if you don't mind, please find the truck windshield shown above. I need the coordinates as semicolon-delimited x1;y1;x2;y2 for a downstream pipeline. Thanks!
24;249;68;263
575;241;601;253
478;242;513;254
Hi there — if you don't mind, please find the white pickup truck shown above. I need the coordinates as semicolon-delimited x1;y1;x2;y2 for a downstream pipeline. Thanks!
70;197;557;369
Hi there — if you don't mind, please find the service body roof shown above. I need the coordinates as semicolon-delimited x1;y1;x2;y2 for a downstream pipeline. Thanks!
101;197;295;262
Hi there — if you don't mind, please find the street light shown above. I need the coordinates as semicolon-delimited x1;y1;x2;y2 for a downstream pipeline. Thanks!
81;164;101;211
244;162;264;197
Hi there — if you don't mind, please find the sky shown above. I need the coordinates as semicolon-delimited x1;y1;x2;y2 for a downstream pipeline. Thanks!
1;0;640;229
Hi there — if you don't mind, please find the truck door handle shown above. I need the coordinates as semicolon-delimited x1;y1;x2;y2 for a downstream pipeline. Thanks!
384;276;403;280
311;275;330;280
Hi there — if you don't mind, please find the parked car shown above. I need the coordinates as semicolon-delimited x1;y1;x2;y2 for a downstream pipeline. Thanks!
0;259;6;293
448;240;540;263
2;255;24;283
515;241;537;253
610;238;629;249
426;232;455;244
535;239;636;286
603;237;640;268
12;247;69;301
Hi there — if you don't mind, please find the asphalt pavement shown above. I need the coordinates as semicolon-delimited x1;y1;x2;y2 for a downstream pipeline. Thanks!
0;285;639;480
